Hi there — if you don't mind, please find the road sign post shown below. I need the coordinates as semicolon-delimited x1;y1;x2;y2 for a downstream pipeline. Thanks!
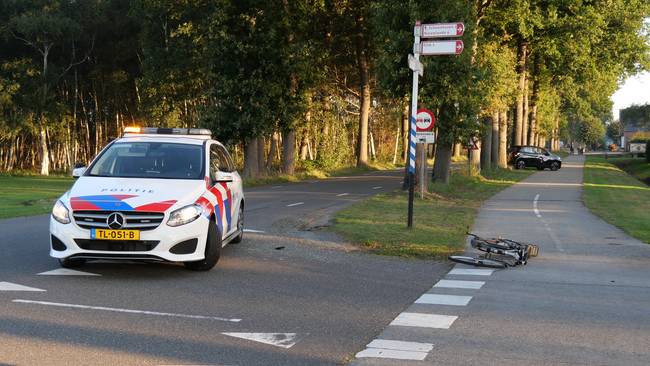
405;20;463;229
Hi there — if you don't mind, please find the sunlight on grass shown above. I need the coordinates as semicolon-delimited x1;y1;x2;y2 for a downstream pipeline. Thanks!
332;167;533;258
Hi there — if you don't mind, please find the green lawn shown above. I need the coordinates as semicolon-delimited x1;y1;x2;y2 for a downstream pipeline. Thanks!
331;167;534;258
0;175;73;219
608;156;650;185
583;156;650;243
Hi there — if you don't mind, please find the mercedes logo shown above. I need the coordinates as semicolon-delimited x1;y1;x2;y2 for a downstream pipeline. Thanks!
107;212;125;229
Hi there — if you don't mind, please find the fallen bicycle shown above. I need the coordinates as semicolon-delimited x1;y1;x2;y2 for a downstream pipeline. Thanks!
448;233;539;269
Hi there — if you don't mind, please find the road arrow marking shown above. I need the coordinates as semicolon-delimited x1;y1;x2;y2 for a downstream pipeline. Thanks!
0;282;46;292
221;332;299;349
38;268;100;276
286;202;304;207
13;299;241;322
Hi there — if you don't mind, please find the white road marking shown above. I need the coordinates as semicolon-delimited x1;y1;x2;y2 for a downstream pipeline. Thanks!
221;332;298;349
336;193;350;197
286;202;304;207
533;194;541;218
366;339;434;352
390;312;458;329
38;268;100;276
415;294;472;306
372;186;382;189
243;229;265;233
0;282;46;292
13;299;241;322
433;279;485;289
356;348;428;360
449;268;494;276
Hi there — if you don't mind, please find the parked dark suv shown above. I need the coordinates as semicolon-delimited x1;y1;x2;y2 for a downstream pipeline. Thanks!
509;145;562;171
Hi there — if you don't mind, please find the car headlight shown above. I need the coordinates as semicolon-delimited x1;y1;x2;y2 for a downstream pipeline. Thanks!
167;204;202;227
52;200;71;224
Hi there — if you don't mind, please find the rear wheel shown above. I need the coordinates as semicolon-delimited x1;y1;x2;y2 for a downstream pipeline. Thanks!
184;220;221;271
448;255;507;269
59;258;86;269
516;160;526;170
550;161;560;171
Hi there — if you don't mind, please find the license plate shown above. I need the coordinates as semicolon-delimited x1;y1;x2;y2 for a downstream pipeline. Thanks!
91;228;140;241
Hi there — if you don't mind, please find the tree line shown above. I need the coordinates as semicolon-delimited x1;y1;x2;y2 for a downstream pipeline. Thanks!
0;0;648;182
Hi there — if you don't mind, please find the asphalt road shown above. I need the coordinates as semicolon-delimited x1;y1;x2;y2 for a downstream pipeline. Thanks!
0;169;451;366
351;155;650;366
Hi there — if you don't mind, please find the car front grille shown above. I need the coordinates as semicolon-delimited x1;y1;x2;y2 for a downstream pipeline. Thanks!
74;239;160;252
72;210;165;231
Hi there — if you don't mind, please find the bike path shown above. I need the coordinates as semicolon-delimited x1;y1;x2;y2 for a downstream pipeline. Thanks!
350;155;650;365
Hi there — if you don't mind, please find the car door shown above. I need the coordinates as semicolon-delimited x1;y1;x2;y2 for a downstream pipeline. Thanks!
520;147;533;166
209;144;237;238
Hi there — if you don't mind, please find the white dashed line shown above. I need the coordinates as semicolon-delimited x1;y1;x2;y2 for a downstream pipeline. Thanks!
390;312;458;329
533;193;541;218
373;186;383;189
415;294;472;306
356;339;433;360
336;193;350;197
13;299;242;322
286;202;304;207
433;279;485;289
449;268;494;276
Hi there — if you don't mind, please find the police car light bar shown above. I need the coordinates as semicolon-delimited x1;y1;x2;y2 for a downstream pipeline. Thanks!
123;127;212;136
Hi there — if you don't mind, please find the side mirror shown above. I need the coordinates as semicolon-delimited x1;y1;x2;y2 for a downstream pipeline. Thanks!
214;171;233;183
72;166;86;179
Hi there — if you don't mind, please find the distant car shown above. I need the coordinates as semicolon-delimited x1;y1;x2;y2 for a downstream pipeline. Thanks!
508;145;562;171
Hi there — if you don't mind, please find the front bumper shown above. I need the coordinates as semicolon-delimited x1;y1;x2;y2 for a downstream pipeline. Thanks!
49;214;209;262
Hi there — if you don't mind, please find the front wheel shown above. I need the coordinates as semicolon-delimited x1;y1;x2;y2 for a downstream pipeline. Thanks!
448;255;507;269
516;160;526;170
184;220;221;271
550;162;560;171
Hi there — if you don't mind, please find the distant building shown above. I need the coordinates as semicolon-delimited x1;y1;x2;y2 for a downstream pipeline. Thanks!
620;104;650;150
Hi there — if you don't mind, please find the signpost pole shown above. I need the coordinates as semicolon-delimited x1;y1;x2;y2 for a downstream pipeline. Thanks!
407;22;421;229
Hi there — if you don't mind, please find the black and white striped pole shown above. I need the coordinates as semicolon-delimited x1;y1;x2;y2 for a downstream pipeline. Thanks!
406;21;422;228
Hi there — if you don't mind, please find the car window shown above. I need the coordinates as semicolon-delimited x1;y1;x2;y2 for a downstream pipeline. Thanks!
521;147;533;153
210;144;233;180
87;142;203;179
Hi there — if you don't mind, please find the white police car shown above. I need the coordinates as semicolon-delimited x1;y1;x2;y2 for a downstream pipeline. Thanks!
50;127;244;271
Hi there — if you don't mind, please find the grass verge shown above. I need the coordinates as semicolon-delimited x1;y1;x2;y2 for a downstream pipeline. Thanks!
583;156;650;243
0;175;73;219
331;167;534;258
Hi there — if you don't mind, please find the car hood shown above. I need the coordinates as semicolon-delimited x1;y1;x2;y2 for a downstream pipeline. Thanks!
63;176;206;213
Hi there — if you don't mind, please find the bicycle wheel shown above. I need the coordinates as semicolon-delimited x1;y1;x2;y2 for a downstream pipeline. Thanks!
448;256;507;269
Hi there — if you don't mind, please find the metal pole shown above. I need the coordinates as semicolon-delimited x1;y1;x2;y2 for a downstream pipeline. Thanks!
407;22;421;228
420;143;425;199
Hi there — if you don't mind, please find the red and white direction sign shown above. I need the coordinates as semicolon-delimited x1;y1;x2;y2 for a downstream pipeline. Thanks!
416;109;435;143
420;23;464;38
416;109;435;132
420;40;464;55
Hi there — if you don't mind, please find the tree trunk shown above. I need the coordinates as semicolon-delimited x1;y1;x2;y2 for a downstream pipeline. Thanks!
243;138;259;179
432;142;453;183
481;117;492;170
453;143;461;159
257;136;265;173
282;130;296;175
514;41;527;146
299;130;309;160
522;69;529;145
470;139;481;175
498;110;508;168
355;13;370;167
392;124;400;164
267;131;279;169
39;123;50;176
491;111;499;165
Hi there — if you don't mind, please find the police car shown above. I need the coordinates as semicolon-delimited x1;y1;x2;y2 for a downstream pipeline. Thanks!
50;127;244;271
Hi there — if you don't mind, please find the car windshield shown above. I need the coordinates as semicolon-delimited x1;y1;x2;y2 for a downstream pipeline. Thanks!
87;142;204;179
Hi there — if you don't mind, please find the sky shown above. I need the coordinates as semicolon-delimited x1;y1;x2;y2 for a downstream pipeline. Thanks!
611;71;650;120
